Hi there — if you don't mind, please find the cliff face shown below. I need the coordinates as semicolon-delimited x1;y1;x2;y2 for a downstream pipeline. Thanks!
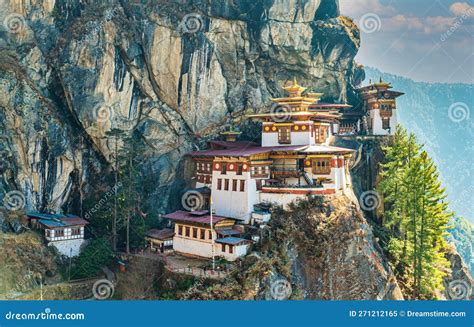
168;196;404;300
0;0;363;215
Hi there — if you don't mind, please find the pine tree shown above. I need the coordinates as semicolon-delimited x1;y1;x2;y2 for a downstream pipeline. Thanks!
379;128;452;299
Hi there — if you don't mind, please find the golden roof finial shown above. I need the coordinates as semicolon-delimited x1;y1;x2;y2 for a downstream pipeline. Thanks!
283;77;306;97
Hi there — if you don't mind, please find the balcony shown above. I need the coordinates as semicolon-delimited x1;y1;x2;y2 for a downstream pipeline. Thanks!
271;165;301;178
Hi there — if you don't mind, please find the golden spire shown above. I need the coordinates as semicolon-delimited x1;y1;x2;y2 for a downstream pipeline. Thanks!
283;77;306;97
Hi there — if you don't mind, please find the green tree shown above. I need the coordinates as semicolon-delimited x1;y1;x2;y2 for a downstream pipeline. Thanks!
379;127;452;299
72;237;114;278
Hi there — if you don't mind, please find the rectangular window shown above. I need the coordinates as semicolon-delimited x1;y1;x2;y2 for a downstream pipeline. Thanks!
200;228;206;240
221;244;226;252
256;179;262;191
237;164;243;175
232;179;237;191
193;228;198;239
208;230;212;239
178;225;183;236
217;179;222;190
278;126;291;144
224;179;229;191
221;163;227;175
229;245;233;254
71;228;81;236
382;118;390;130
240;180;245;192
56;229;64;237
185;227;190;237
312;159;331;174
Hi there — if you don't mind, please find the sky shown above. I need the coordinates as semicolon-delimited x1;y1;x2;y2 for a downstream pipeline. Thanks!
339;0;474;83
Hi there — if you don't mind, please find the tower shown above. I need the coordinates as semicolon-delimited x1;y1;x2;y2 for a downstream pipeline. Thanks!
357;78;404;135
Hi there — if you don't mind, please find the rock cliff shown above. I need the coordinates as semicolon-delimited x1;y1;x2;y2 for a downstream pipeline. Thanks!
0;0;362;215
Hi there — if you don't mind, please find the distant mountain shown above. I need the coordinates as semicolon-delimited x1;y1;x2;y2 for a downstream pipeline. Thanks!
364;67;474;273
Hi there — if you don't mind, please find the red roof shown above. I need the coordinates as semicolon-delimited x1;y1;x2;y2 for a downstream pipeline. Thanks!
188;145;305;157
163;210;232;225
209;140;258;149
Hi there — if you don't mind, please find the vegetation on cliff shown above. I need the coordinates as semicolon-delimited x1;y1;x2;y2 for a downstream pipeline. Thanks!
379;126;452;299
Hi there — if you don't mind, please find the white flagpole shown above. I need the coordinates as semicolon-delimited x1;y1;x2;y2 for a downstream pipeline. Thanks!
210;196;215;271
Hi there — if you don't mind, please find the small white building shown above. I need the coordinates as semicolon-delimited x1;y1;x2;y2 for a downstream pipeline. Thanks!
27;213;88;257
163;210;251;261
356;79;404;135
146;228;174;253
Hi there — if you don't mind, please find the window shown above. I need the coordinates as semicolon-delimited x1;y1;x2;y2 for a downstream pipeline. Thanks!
200;229;206;240
217;179;222;190
229;245;233;254
256;180;262;191
312;159;331;174
240;180;245;192
224;179;229;191
193;228;198;238
237;164;243;175
185;227;190;237
382;118;390;130
56;229;64;237
71;228;81;236
221;163;227;175
278;126;291;144
232;179;237;191
178;225;183;236
221;244;226;252
208;230;212;239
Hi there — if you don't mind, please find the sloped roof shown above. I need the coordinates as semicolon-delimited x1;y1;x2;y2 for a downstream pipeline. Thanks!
146;228;175;240
28;212;88;228
215;237;250;245
163;210;232;225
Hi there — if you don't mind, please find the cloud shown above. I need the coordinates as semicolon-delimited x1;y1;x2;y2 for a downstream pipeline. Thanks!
449;2;474;17
339;0;396;18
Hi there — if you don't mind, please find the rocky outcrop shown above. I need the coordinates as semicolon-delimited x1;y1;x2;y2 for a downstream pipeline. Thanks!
279;196;403;300
0;0;362;215
443;247;474;300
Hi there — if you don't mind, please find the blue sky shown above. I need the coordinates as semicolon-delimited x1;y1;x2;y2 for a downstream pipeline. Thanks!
339;0;473;83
